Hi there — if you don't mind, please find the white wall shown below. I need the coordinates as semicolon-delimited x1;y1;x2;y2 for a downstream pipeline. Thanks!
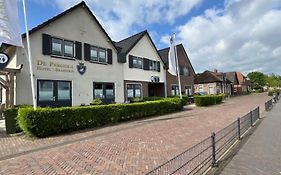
14;6;124;106
123;34;165;82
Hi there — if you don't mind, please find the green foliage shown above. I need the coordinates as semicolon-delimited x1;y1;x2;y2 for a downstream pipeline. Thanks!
194;94;225;106
144;95;189;106
90;98;103;105
247;71;267;90
130;97;144;103
17;98;184;137
266;73;281;87
268;89;280;96
143;96;164;101
4;108;21;134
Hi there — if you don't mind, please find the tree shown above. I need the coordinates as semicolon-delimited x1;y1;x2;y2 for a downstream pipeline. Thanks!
247;71;267;89
266;73;281;87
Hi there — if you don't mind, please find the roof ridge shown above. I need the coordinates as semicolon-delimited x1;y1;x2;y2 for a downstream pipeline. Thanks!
116;30;147;43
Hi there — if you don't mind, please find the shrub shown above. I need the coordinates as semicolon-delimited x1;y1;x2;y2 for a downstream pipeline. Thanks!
4;105;32;134
268;89;280;96
90;98;103;105
130;97;143;103
17;98;183;137
143;96;164;101
194;94;225;106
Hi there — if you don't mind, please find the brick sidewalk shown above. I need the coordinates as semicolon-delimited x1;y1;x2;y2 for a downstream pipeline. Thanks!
0;93;271;174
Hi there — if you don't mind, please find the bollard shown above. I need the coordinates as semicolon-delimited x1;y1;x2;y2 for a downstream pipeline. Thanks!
237;118;241;140
211;132;218;167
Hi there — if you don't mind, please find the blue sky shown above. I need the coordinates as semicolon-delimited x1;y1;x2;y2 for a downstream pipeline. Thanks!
17;0;281;75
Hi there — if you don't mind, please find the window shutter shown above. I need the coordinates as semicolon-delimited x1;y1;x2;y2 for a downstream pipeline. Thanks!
157;61;161;72
143;58;149;70
75;41;82;60
42;34;51;55
84;43;90;61
107;49;112;64
129;55;133;68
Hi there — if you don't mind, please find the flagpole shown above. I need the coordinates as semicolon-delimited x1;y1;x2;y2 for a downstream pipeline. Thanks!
173;34;182;99
22;0;37;109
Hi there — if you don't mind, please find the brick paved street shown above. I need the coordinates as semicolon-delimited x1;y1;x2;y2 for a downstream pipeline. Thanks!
220;98;281;175
0;93;271;174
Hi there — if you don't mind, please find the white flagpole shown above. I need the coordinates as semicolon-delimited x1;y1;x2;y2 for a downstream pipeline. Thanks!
173;34;182;99
22;0;37;109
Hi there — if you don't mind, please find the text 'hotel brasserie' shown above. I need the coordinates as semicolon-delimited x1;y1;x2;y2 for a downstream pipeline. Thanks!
0;1;195;108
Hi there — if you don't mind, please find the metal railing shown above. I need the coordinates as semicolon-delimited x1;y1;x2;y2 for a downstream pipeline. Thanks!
265;99;273;111
147;107;260;175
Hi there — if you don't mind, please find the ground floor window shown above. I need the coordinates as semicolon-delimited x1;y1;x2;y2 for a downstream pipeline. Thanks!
93;82;115;103
37;80;72;107
127;84;141;100
185;86;192;96
171;85;179;96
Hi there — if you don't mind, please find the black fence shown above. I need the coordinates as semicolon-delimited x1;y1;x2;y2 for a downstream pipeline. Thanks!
265;99;273;111
146;107;260;175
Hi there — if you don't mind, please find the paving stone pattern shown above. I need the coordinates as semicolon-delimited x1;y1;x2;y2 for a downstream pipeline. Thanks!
0;93;271;175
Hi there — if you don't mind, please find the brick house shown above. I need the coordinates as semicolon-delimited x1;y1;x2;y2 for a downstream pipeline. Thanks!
226;71;247;95
158;44;196;96
194;70;232;95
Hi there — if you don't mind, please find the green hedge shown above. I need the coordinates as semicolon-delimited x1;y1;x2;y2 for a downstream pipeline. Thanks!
143;96;189;106
18;98;183;137
194;94;225;106
4;108;22;134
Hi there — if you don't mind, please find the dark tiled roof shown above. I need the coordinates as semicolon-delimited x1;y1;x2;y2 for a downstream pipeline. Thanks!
114;30;146;54
194;71;223;84
22;1;118;51
115;30;165;63
158;44;196;73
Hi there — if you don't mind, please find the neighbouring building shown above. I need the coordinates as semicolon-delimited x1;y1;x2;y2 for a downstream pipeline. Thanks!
158;44;196;96
2;2;125;107
194;70;232;95
226;71;247;95
115;30;165;101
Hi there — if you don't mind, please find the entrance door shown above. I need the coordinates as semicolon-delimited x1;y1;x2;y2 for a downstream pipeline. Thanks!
37;80;72;107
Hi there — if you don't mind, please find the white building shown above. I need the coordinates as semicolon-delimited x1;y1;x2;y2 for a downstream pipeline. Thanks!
3;2;124;107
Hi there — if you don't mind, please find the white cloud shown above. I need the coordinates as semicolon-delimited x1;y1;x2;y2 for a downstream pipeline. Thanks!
169;0;281;75
45;0;201;41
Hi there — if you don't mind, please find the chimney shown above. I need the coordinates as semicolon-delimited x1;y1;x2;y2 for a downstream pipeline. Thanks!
214;69;218;73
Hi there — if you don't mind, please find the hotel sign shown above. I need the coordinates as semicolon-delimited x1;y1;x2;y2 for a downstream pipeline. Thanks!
37;60;74;73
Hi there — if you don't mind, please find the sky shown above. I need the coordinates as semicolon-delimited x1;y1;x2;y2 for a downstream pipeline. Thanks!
17;0;281;75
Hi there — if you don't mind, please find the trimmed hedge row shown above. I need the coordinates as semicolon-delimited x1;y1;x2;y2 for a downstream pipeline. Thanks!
143;96;189;106
18;98;183;137
194;94;225;106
